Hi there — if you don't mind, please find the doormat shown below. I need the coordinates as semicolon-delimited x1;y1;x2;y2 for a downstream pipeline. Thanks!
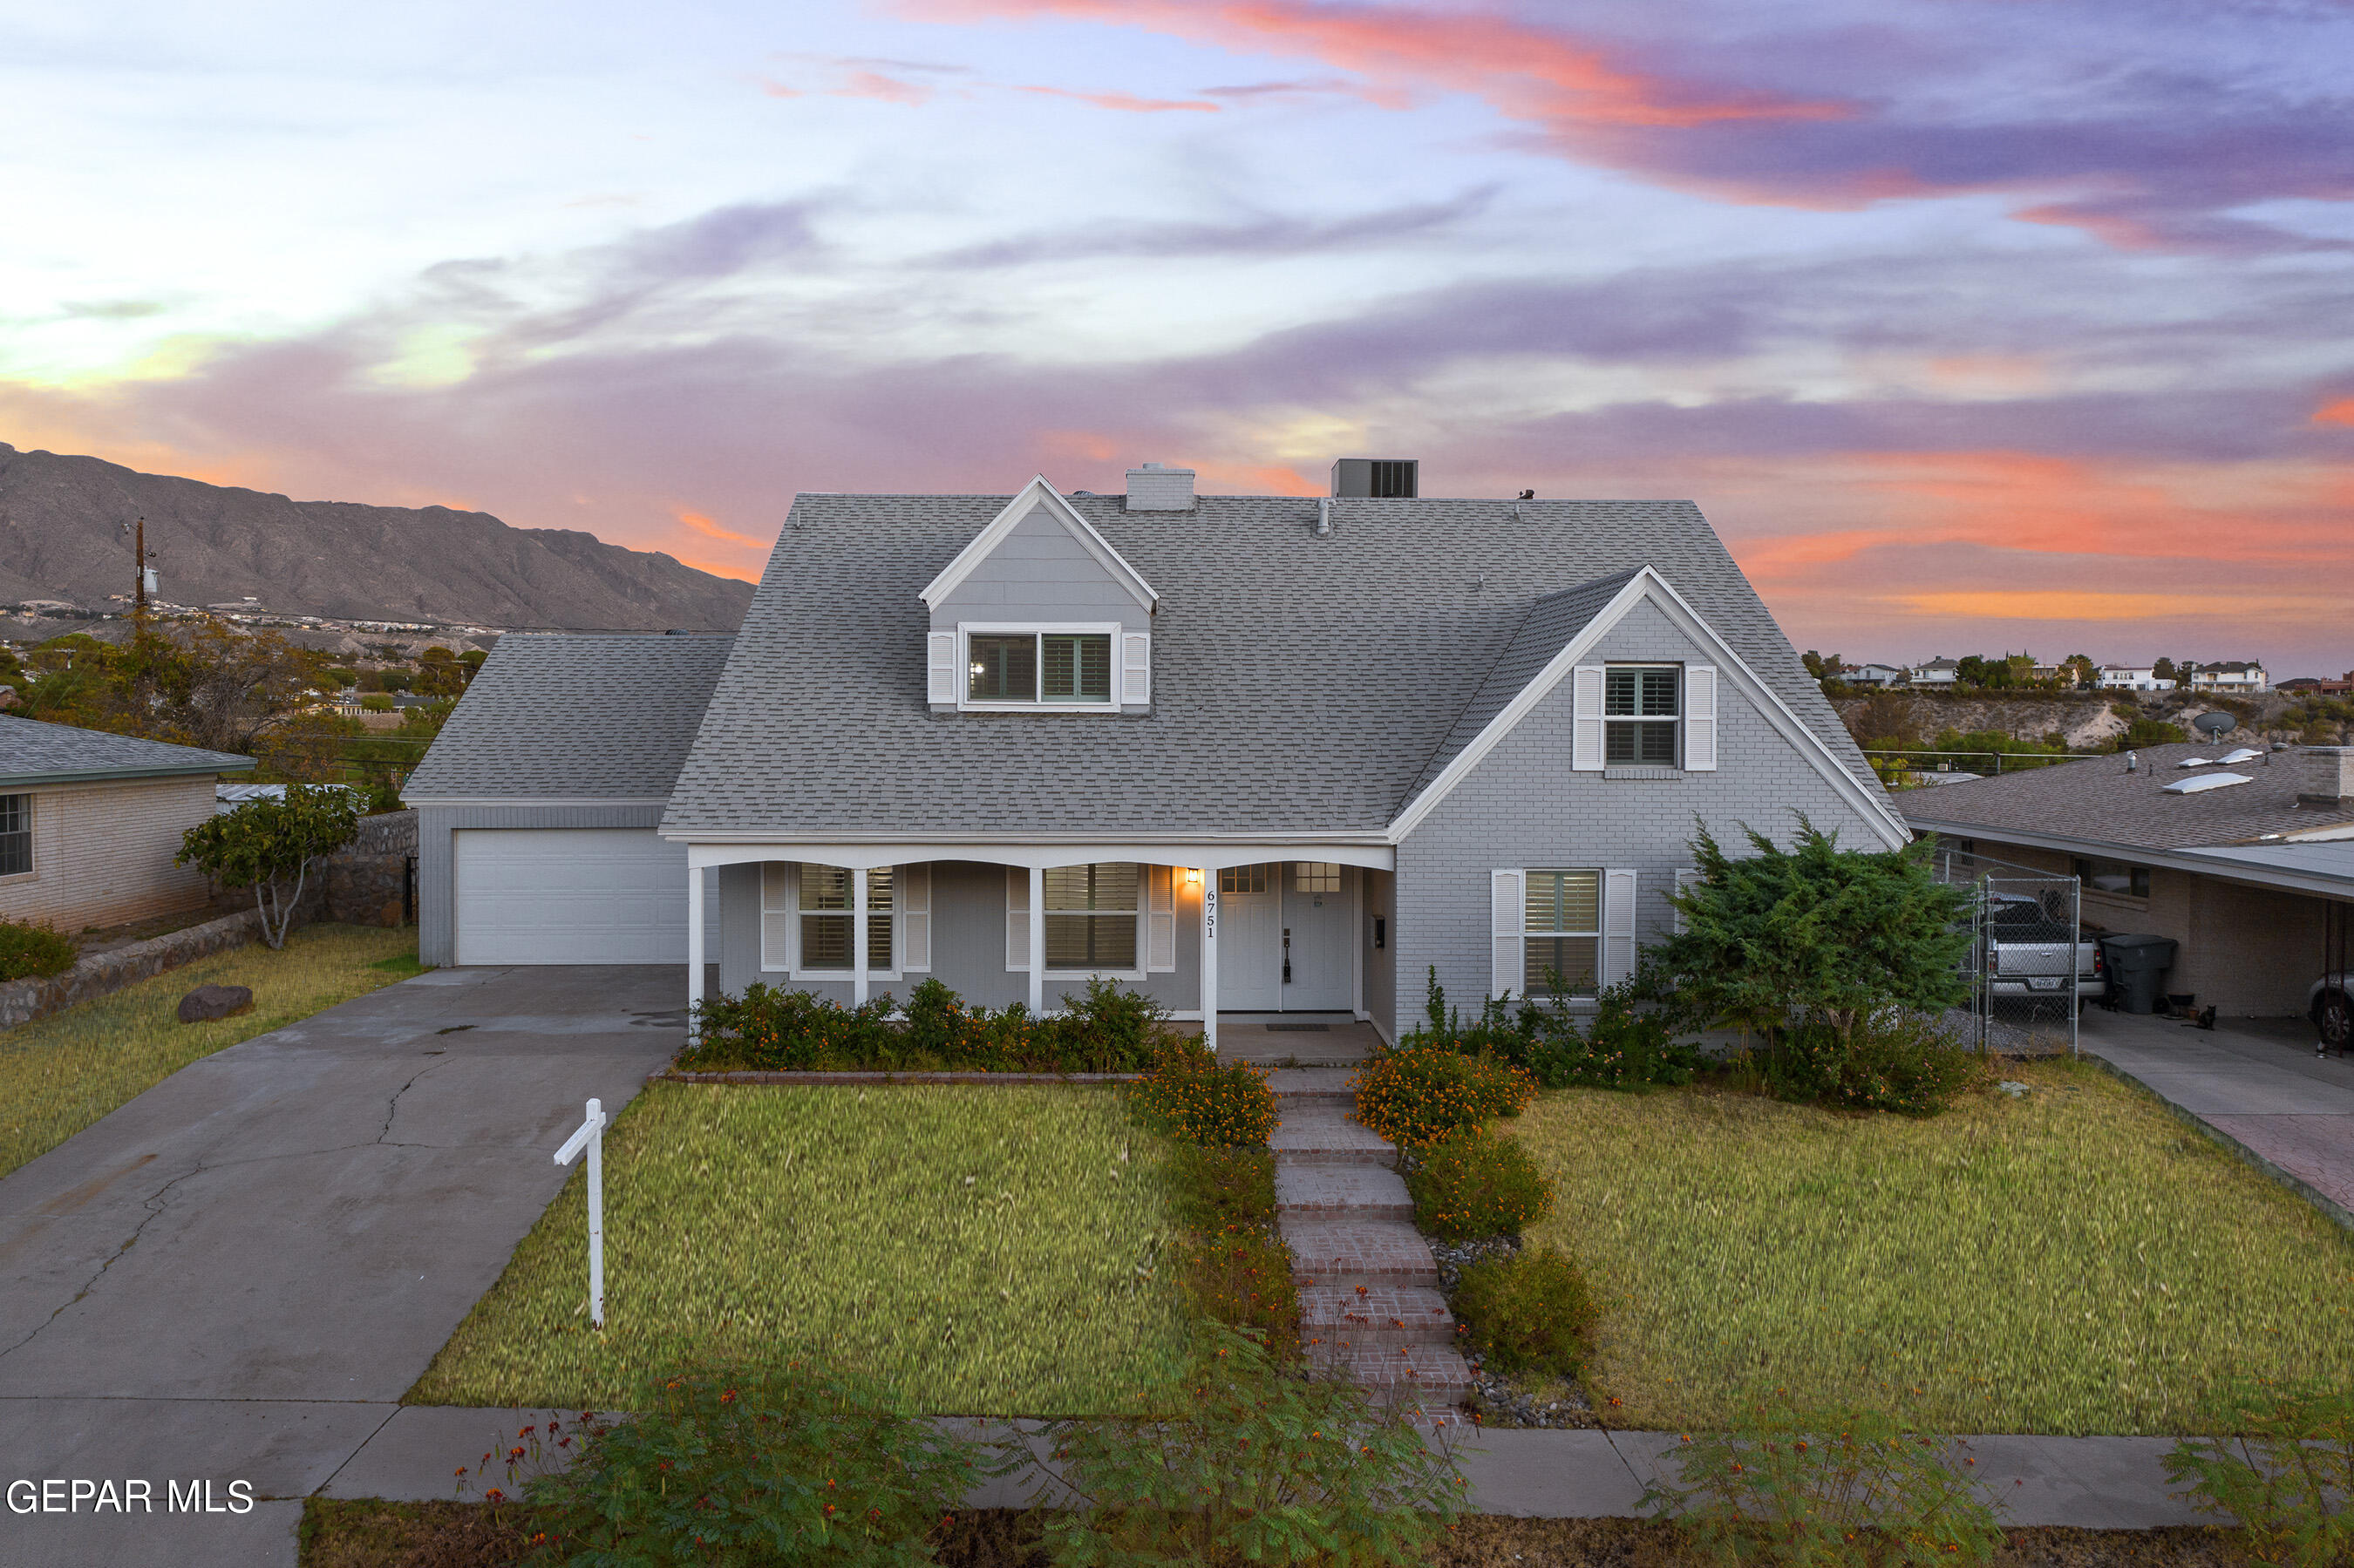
1265;1022;1330;1032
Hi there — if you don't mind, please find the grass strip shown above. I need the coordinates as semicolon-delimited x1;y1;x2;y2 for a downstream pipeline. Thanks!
0;922;419;1181
407;1082;1188;1415
1514;1056;2354;1436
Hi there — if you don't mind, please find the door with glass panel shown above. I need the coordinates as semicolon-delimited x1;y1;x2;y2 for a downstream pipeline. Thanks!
1280;862;1354;1010
1217;864;1281;1010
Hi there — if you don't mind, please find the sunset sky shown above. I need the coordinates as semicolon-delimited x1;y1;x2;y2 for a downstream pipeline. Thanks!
5;0;2352;670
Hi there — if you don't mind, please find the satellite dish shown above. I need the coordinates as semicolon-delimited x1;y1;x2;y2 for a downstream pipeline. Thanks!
2192;711;2236;739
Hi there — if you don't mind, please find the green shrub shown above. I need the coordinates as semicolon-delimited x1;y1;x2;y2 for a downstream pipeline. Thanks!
512;1361;996;1565
1449;1246;1598;1378
0;918;78;982
1126;1039;1278;1147
1763;1014;1981;1117
1043;1323;1464;1565
1166;1144;1276;1232
2117;716;2189;750
2167;1377;2354;1568
684;975;1170;1074
1405;967;1702;1093
1352;1042;1534;1149
1643;1394;2000;1568
1404;1129;1555;1241
1178;1225;1302;1357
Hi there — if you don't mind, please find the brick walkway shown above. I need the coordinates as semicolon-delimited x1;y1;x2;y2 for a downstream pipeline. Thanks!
1268;1066;1473;1406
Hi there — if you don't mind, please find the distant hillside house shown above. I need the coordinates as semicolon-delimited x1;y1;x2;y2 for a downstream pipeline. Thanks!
0;716;254;933
404;465;1905;1046
1911;657;1960;685
1844;662;1906;687
2099;663;2162;691
2187;661;2268;692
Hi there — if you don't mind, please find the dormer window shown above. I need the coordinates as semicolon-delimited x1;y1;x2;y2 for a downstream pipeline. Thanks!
968;631;1112;703
1605;666;1679;764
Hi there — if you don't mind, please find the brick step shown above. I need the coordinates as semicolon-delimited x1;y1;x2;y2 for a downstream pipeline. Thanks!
1275;1164;1412;1219
1266;1068;1357;1108
1269;1106;1394;1166
1338;1344;1473;1409
1279;1215;1439;1287
1300;1283;1459;1349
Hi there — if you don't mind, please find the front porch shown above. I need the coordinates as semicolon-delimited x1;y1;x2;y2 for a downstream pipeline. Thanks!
679;845;1399;1050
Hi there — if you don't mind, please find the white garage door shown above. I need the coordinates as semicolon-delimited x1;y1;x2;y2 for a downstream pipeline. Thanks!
453;828;692;966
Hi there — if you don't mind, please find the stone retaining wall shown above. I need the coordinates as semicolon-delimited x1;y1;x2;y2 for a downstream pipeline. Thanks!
324;811;416;927
0;907;277;1030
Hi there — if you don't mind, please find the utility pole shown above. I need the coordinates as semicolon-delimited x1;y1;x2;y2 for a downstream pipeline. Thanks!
134;516;148;614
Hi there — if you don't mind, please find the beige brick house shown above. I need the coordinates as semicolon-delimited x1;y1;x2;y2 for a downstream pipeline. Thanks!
1906;742;2354;1028
0;716;254;934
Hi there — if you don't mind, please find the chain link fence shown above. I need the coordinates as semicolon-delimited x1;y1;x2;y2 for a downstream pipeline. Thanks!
1928;839;2084;1057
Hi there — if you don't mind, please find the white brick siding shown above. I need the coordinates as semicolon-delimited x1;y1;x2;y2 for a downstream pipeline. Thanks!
0;777;219;933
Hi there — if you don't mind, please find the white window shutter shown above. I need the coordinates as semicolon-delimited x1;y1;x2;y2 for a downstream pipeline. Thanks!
1603;867;1639;985
1147;865;1175;971
1672;867;1702;935
1005;865;1030;971
1685;664;1718;771
928;632;956;703
901;864;930;971
760;861;796;972
1571;665;1605;770
1121;632;1151;704
1490;869;1524;1000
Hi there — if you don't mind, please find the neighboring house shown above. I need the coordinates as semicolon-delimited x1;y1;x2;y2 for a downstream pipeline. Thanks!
1844;662;1906;687
0;715;255;933
2187;661;2268;692
2276;672;2353;696
2099;663;2161;691
1905;743;2354;1017
404;466;1909;1045
1911;657;1960;686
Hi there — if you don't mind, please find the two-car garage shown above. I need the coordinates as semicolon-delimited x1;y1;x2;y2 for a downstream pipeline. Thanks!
451;828;700;967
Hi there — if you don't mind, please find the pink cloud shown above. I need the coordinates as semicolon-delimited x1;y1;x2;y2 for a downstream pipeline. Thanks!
1016;84;1220;112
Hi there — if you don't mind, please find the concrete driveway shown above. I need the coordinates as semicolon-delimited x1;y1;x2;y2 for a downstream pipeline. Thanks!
0;965;684;1566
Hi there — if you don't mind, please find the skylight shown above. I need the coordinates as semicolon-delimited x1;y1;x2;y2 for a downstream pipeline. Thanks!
2220;747;2262;764
2161;772;2252;795
2176;757;2216;768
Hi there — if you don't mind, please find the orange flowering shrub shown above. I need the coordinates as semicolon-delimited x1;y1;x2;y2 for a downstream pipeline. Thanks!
1401;1127;1554;1241
1178;1225;1301;1357
1350;1043;1534;1148
1124;1040;1278;1148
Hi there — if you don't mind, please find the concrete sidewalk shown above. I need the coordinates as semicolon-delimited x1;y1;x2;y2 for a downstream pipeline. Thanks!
2078;1008;2354;1226
0;965;684;1568
321;1404;2211;1529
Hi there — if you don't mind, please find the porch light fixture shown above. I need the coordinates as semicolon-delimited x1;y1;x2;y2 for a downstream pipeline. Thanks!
1185;867;1201;886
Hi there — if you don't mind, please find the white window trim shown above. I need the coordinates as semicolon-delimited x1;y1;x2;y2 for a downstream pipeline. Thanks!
1007;862;1148;979
1509;867;1605;1001
956;621;1126;713
762;861;906;982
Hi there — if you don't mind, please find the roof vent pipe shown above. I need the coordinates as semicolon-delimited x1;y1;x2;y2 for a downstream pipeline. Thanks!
1313;498;1331;537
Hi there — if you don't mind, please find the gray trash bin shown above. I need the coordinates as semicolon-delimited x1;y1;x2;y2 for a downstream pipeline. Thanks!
2099;933;2178;1014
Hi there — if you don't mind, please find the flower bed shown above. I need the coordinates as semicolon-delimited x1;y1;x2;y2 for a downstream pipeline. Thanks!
679;974;1170;1074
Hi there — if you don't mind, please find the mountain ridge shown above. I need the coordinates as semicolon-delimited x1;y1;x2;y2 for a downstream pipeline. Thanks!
0;441;755;632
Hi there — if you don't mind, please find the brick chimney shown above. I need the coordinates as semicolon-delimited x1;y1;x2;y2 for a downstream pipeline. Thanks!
1124;461;1195;512
2300;747;2354;807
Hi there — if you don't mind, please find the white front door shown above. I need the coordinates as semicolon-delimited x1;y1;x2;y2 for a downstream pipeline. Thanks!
1218;864;1281;1010
1282;862;1355;1011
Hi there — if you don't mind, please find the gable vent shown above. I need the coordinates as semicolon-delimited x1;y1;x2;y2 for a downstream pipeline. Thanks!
1330;458;1418;498
1124;462;1195;512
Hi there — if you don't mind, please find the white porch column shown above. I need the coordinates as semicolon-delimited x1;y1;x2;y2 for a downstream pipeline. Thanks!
852;865;869;1007
1028;865;1045;1015
686;863;705;1035
1200;871;1218;1053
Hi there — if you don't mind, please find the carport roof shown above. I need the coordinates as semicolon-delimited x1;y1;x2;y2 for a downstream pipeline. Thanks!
1904;741;2354;852
403;634;735;802
0;714;253;786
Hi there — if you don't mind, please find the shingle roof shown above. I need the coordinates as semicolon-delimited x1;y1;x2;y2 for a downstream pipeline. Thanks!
1903;740;2354;850
403;634;734;800
1398;568;1636;804
662;494;1868;838
0;715;252;784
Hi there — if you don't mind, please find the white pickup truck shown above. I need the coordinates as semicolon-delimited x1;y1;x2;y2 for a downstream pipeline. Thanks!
1983;892;2105;1006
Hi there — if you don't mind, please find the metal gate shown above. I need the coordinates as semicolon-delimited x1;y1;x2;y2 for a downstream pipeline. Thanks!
1930;841;2082;1057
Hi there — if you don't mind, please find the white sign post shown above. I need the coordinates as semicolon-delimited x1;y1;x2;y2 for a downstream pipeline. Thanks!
554;1097;609;1327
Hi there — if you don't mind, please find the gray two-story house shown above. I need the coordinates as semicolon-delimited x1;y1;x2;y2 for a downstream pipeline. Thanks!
404;463;1906;1046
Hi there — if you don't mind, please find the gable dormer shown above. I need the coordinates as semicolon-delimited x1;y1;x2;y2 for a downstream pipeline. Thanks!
919;477;1157;714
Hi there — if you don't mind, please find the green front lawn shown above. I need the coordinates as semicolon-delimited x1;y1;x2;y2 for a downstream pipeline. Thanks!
1515;1057;2354;1436
0;921;420;1181
407;1083;1189;1415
